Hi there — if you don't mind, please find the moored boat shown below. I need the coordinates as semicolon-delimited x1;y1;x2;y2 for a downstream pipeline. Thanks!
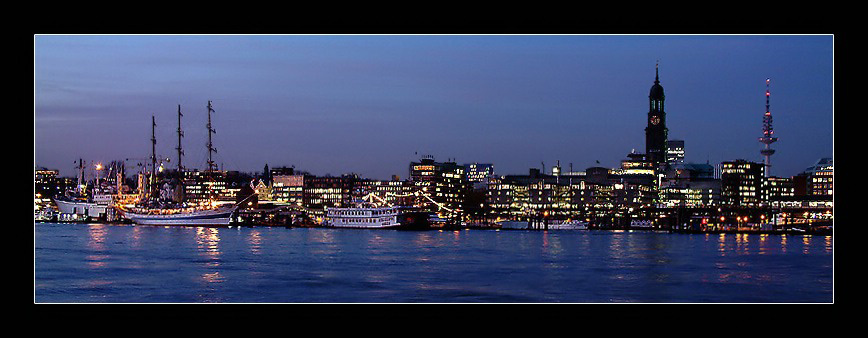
325;205;431;230
546;219;589;230
118;100;247;227
118;203;238;226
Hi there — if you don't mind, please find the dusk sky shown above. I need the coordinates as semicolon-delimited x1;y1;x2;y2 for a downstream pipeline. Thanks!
34;35;833;180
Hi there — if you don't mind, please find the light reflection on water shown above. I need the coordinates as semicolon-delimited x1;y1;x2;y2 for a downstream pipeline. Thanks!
247;229;262;254
195;227;222;285
35;223;833;303
86;224;108;269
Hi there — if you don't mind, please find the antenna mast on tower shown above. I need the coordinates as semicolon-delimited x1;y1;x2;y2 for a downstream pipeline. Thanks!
758;78;778;177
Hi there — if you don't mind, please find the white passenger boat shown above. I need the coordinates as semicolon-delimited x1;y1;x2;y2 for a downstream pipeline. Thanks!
546;219;589;230
325;205;430;229
630;219;654;228
325;206;403;229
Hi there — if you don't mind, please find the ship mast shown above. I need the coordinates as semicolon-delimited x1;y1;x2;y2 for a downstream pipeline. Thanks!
206;100;217;172
151;115;158;201
176;105;184;173
75;158;84;195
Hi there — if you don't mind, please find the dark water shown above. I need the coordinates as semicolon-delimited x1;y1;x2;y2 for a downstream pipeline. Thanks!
34;222;833;303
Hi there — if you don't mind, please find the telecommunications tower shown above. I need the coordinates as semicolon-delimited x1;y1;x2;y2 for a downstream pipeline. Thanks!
758;78;778;177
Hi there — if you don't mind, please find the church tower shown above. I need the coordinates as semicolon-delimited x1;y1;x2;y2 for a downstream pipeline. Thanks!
645;63;668;166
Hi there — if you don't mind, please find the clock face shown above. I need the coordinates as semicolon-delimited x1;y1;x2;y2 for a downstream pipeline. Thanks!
650;116;660;125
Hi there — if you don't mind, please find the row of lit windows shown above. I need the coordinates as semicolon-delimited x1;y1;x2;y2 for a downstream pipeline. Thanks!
333;209;395;216
335;217;393;224
310;188;342;194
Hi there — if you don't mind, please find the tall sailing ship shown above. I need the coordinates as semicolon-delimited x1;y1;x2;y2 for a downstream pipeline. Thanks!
116;101;246;226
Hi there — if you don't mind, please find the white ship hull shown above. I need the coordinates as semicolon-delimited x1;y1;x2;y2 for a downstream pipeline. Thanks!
498;220;588;230
53;198;107;219
546;223;588;230
499;221;530;229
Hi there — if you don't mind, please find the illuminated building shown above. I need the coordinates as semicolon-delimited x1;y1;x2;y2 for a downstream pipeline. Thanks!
304;174;356;212
615;152;658;206
804;157;833;196
271;173;304;204
269;166;294;180
352;178;417;207
619;152;655;174
485;163;655;220
645;64;669;166
35;168;64;199
660;163;720;207
409;156;468;215
486;168;574;219
464;163;494;183
666;140;685;165
720;159;766;207
182;170;230;205
252;178;272;201
767;176;794;201
770;158;832;224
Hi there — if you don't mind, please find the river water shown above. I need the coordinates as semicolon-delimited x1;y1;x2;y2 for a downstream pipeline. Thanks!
34;222;833;303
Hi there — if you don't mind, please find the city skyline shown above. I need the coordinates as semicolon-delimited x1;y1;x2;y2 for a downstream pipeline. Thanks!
34;34;833;180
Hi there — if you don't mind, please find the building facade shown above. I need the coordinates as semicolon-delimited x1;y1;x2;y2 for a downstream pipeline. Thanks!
464;163;494;183
352;179;417;207
182;170;231;205
720;159;767;207
409;156;468;216
767;176;794;201
666;140;685;165
804;157;833;197
660;163;721;207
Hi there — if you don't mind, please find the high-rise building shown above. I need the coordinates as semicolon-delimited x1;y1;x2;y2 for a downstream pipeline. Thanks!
464;163;494;183
271;173;305;205
720;159;766;207
645;64;669;166
271;172;357;218
182;170;230;205
804;157;833;196
767;176;794;201
35;168;61;198
666;140;685;165
304;174;356;212
409;156;468;215
352;178;417;207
